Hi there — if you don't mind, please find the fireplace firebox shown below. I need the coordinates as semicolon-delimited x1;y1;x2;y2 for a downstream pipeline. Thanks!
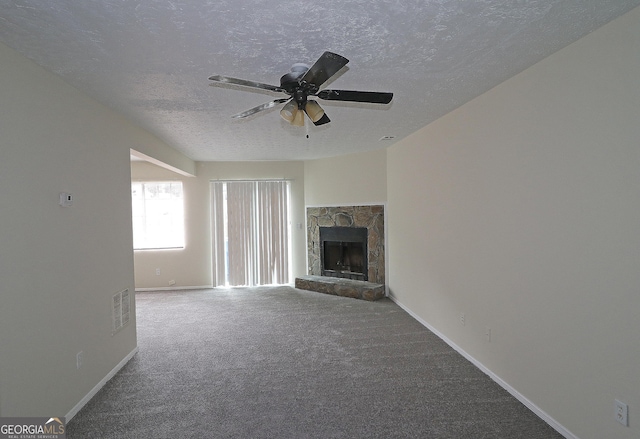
319;226;368;281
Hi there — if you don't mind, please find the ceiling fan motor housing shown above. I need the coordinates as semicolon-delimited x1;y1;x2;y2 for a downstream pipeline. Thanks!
279;71;302;92
281;69;317;110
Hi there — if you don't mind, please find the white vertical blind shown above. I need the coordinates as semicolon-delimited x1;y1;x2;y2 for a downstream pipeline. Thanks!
211;180;290;287
211;182;226;287
227;181;256;286
256;181;289;285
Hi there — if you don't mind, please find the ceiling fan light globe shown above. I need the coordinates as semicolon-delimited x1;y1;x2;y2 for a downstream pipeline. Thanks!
280;100;297;123
305;100;325;123
292;109;305;126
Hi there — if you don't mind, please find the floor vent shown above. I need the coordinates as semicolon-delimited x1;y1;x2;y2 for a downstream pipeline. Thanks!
112;289;131;335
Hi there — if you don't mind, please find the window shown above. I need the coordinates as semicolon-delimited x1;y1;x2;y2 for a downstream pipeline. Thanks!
131;181;185;250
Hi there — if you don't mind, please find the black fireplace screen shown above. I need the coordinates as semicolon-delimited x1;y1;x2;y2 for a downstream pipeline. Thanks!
319;227;368;281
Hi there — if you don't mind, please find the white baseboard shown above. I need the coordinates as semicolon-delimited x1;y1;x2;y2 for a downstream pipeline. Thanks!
135;285;212;292
388;294;578;439
65;347;139;422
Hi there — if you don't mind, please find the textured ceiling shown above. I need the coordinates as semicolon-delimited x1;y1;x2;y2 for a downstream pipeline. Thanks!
1;1;638;161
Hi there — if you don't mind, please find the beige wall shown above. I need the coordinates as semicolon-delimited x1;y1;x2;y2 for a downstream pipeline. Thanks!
130;148;195;177
0;42;176;417
387;7;640;439
303;149;388;282
132;160;306;289
304;148;387;206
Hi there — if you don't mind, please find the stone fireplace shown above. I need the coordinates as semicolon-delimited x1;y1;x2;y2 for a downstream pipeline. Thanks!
307;205;385;285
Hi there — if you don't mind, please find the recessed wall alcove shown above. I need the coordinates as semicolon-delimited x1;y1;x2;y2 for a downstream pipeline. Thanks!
306;205;385;285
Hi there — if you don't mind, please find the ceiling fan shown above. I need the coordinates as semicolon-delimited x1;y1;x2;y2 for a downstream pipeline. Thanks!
208;51;393;127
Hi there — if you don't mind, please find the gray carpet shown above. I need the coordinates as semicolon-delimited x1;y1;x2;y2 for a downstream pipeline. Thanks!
67;286;563;438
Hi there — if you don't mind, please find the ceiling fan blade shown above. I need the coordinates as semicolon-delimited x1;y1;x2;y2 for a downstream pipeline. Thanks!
231;98;291;119
301;51;349;88
316;89;393;104
209;75;286;93
312;113;331;126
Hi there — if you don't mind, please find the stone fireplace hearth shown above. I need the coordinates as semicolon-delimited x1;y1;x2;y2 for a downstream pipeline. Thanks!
306;205;385;286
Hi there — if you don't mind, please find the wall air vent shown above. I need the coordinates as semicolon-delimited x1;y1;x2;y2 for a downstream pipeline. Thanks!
112;289;130;335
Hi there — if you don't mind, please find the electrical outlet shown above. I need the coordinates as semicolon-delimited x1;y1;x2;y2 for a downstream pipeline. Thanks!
485;326;492;342
615;399;628;426
155;268;161;276
76;351;84;369
459;313;465;326
59;192;73;207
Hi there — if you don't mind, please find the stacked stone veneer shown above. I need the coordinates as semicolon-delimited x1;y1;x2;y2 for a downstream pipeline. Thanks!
307;205;385;285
